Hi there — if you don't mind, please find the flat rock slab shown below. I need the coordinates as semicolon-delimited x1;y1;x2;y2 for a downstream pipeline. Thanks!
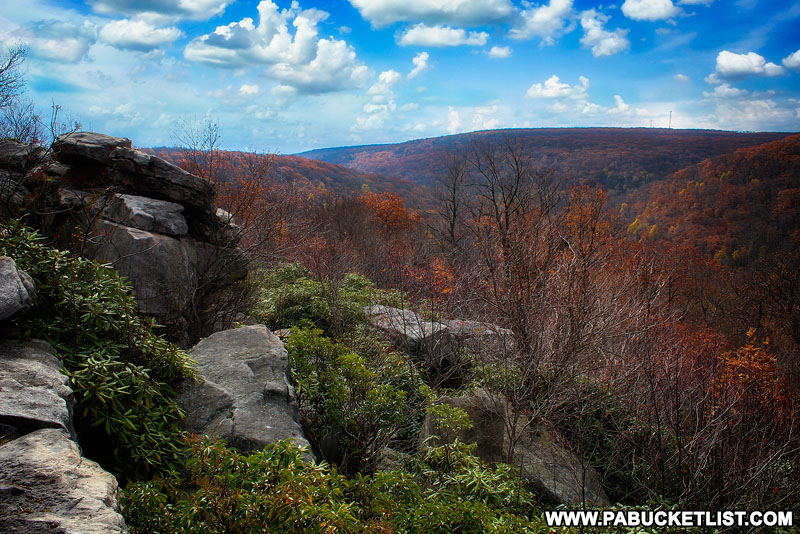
0;339;74;440
103;193;188;236
0;428;128;534
178;325;312;455
0;256;35;321
53;132;131;165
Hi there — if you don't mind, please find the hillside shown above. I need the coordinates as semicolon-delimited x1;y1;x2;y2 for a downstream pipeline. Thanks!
150;147;427;207
629;133;800;266
300;128;793;196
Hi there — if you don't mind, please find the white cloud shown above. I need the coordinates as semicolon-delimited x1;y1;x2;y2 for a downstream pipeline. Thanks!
621;0;681;21
401;102;419;111
487;45;512;58
239;83;260;95
184;1;369;93
579;9;629;57
408;51;430;78
677;0;713;4
99;19;181;51
90;0;232;22
609;95;630;114
354;70;403;131
472;104;500;129
509;0;573;44
347;0;513;27
5;19;98;63
446;106;463;134
397;24;488;46
705;50;785;83
368;69;402;97
268;38;370;93
703;83;748;98
783;49;800;70
674;73;690;81
525;74;589;100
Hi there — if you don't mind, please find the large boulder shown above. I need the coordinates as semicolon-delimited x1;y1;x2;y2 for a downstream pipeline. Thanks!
108;146;215;215
420;390;610;507
0;139;45;172
0;256;35;321
103;193;189;236
514;427;611;507
177;325;312;455
0;428;128;534
87;220;193;320
52;132;131;166
0;339;74;440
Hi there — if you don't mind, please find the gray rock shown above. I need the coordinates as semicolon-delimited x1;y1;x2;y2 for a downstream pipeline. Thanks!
514;427;611;507
0;256;35;321
420;390;610;507
420;389;506;463
177;325;312;455
52;132;131;165
0;139;45;172
87;220;192;319
0;428;128;534
365;305;453;361
108;146;215;213
1;171;30;217
0;339;75;440
103;193;188;236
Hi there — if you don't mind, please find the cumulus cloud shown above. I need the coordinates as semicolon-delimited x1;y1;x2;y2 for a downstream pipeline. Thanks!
705;50;784;83
99;19;181;51
269;38;370;93
579;10;629;57
621;0;681;21
347;0;513;27
239;83;260;95
487;45;512;58
701;84;797;130
90;0;232;22
526;74;589;100
408;51;430;78
472;104;500;129
4;19;98;63
703;83;748;98
783;49;800;70
446;106;463;134
368;69;402;97
674;73;690;81
184;1;369;93
509;0;573;44
354;69;403;131
397;24;488;46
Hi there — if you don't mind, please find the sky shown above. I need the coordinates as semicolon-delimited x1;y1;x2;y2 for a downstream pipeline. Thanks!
2;0;799;153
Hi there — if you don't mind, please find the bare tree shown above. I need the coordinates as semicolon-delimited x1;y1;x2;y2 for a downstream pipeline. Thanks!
0;44;26;111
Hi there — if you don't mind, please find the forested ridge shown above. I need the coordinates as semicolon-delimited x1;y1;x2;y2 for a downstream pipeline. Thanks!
2;43;799;532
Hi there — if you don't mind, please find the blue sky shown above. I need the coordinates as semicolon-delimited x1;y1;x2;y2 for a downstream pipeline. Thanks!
2;0;799;152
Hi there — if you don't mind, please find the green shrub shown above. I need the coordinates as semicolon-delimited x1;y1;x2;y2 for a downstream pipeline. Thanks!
286;325;430;474
1;220;192;481
123;437;545;534
252;262;403;336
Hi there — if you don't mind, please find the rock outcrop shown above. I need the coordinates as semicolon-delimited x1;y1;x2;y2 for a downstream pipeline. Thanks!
0;338;127;533
421;390;610;507
177;325;312;456
365;305;512;386
0;428;128;534
0;256;35;321
0;339;74;440
0;131;246;346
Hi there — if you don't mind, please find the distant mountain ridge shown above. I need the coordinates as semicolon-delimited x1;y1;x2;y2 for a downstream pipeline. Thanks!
299;128;794;195
149;147;426;206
